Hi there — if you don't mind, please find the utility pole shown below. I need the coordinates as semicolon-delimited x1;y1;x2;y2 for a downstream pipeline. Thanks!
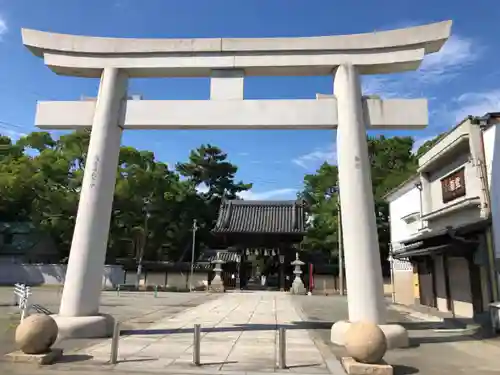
189;219;198;291
337;195;345;295
388;248;396;303
327;185;345;296
335;188;345;296
135;200;150;290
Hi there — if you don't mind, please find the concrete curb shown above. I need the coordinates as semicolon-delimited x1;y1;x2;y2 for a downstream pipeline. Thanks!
388;302;487;340
291;296;347;375
387;303;444;323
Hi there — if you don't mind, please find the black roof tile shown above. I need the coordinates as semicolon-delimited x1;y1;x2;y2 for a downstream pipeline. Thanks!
197;249;241;263
212;199;307;234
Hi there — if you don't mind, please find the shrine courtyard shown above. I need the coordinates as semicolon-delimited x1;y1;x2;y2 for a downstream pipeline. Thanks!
1;288;499;375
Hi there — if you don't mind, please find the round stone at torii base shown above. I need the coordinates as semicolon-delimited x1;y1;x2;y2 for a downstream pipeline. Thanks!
331;320;409;349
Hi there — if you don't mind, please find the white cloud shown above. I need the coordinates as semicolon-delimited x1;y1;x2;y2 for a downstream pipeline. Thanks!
362;34;480;98
238;188;297;200
362;75;407;99
418;35;478;84
196;183;296;200
0;15;7;39
451;90;500;122
292;146;337;169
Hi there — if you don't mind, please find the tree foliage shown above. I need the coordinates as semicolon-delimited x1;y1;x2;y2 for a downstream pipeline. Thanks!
0;132;251;262
298;135;439;271
0;128;443;271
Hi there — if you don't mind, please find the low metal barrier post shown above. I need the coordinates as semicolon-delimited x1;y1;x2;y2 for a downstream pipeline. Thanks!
110;320;120;364
193;324;201;366
278;327;286;369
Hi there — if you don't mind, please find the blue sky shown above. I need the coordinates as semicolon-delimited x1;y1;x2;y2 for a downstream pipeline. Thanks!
0;0;498;200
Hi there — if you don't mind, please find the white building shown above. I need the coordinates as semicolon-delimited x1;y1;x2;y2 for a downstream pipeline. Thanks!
385;112;500;320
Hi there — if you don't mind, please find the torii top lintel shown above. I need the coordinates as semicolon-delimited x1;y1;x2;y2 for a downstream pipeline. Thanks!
22;21;451;78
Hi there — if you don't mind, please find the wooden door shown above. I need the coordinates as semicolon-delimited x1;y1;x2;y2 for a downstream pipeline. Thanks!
418;258;437;308
468;255;484;314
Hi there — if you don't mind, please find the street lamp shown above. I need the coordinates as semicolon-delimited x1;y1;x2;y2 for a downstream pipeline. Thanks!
414;181;424;230
189;219;198;291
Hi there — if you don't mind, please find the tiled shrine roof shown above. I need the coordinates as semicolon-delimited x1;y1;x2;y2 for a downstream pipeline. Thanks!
197;249;241;263
212;199;307;234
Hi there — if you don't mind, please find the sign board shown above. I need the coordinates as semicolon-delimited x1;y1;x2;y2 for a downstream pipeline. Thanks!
441;167;466;203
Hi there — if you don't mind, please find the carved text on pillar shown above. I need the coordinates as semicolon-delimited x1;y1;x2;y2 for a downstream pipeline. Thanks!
90;156;100;188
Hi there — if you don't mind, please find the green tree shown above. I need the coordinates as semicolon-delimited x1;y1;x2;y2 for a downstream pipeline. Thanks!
414;132;447;158
176;144;252;200
299;136;419;272
176;144;252;253
110;146;195;262
0;131;251;264
298;162;340;259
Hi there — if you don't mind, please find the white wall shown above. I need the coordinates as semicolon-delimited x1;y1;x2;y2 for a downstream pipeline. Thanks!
389;184;421;246
483;125;500;260
388;183;420;304
0;263;124;288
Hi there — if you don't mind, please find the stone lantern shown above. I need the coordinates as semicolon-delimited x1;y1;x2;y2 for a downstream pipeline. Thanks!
290;252;306;295
209;251;225;293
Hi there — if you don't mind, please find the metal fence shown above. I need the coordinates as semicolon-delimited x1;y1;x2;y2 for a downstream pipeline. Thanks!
13;283;31;321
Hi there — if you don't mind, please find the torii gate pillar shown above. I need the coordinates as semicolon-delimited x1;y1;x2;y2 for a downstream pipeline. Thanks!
331;64;408;348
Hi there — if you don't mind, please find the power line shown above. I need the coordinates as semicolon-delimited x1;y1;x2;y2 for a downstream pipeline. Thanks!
0;120;25;130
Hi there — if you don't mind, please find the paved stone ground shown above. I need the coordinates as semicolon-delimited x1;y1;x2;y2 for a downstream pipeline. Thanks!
29;292;337;374
0;287;218;359
4;289;500;374
293;295;500;375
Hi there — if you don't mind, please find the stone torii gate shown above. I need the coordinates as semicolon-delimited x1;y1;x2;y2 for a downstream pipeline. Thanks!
22;21;451;344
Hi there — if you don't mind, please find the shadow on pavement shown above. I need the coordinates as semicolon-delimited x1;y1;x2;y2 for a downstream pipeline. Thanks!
57;354;93;363
120;320;481;347
120;321;332;335
393;364;419;375
201;360;237;366
119;358;159;363
287;362;323;369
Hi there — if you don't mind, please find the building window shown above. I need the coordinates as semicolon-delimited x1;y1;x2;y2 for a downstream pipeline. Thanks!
441;167;466;203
